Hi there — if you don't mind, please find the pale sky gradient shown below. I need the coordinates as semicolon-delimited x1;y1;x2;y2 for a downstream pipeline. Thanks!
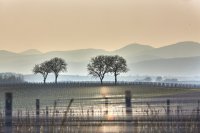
0;0;200;52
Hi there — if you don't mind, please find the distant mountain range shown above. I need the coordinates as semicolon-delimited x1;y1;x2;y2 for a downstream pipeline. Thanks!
20;49;42;55
1;41;200;77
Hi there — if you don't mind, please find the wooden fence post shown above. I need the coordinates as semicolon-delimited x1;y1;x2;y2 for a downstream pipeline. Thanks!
198;100;200;133
167;99;170;120
125;90;132;122
45;106;49;133
197;100;199;120
5;93;12;133
104;97;108;116
176;105;180;119
36;99;40;133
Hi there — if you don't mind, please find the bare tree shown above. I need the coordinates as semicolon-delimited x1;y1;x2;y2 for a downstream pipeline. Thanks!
33;61;52;84
109;55;128;85
143;76;152;82
0;73;24;83
156;76;162;82
49;57;67;83
87;55;111;85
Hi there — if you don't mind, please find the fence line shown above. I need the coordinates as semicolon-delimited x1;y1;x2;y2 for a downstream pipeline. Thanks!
0;81;200;89
1;90;200;133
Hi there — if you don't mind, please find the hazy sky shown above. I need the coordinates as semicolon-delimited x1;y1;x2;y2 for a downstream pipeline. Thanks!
0;0;200;52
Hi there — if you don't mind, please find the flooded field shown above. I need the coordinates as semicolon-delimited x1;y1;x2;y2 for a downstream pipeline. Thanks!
0;83;199;133
0;83;199;110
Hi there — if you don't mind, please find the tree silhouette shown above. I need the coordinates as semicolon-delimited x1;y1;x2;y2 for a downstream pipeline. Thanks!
0;73;24;83
109;55;128;85
87;55;111;85
144;76;152;82
33;61;52;84
156;76;162;82
49;57;67;83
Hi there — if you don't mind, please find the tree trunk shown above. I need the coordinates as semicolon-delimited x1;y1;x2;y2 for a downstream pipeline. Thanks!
100;78;103;85
115;73;117;85
55;74;58;84
43;77;46;84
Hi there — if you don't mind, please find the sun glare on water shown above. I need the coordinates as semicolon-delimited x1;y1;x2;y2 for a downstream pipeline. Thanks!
100;87;109;97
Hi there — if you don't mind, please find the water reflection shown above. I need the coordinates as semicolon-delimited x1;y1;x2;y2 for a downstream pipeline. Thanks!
100;87;109;97
100;125;121;133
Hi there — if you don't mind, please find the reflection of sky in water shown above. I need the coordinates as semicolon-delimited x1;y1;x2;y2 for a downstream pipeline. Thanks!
100;87;109;97
100;125;121;133
0;86;199;119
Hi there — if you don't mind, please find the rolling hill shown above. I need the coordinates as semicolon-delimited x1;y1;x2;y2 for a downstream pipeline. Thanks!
138;41;200;58
129;56;200;76
0;41;200;76
20;49;42;55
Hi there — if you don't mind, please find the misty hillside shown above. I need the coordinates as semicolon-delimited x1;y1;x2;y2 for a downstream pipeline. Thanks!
1;41;200;76
139;41;200;58
113;43;154;57
130;56;200;76
20;49;42;55
0;50;18;57
43;49;109;62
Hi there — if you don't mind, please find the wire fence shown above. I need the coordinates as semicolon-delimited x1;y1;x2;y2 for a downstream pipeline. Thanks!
0;89;199;133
